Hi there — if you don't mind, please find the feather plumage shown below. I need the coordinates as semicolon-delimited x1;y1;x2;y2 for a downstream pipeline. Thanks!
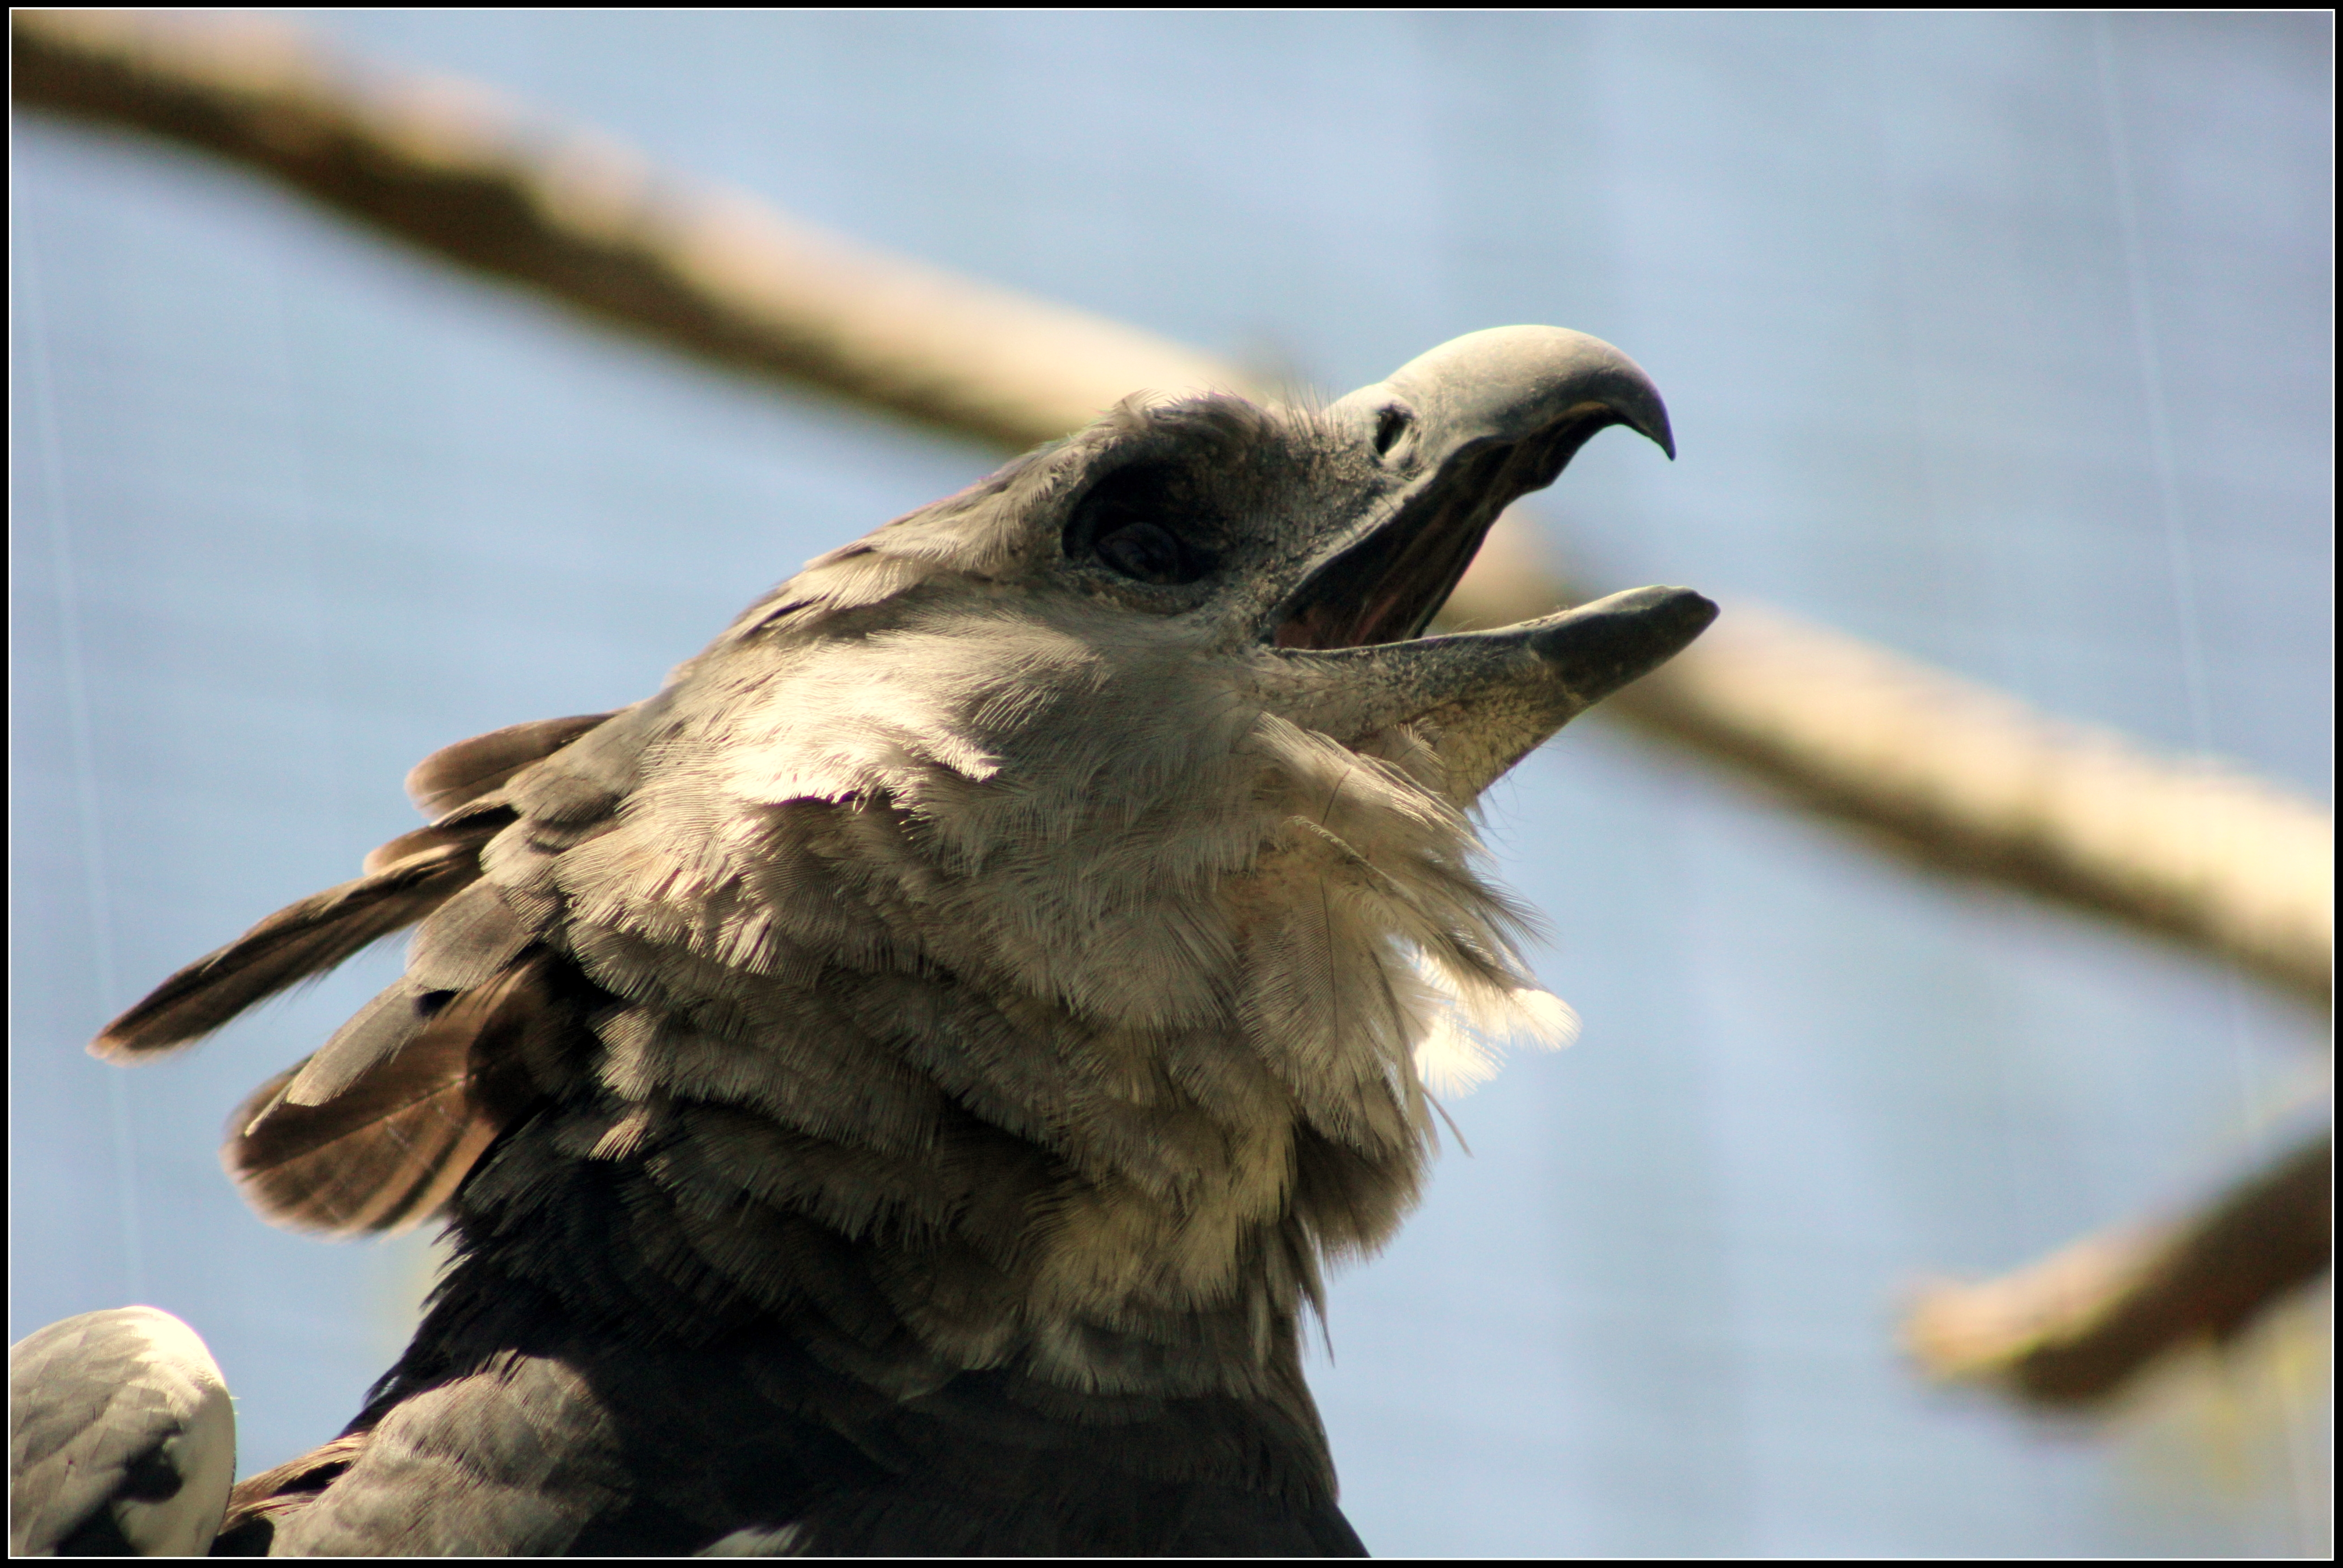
8;1308;235;1557
89;831;497;1060
227;959;556;1234
37;328;1709;1556
403;712;619;821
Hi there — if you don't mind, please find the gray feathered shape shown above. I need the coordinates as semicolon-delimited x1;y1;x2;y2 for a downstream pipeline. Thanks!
9;1307;236;1557
62;327;1713;1555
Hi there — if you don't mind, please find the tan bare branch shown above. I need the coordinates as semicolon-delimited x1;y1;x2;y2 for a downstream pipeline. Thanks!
9;8;1240;450
1903;1133;2332;1405
1606;607;2332;1002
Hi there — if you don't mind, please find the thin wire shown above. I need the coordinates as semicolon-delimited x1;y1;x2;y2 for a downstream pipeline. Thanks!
2092;15;2270;1167
12;157;147;1300
2094;14;2321;1550
1857;33;2075;1537
2092;18;2217;757
1862;16;2042;1292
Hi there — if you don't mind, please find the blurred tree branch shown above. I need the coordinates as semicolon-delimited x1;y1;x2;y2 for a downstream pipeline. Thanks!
1904;1133;2330;1405
14;7;2331;1404
9;8;1236;450
1443;540;2333;1009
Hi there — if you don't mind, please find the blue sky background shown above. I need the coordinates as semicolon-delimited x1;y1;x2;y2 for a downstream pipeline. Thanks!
13;12;2330;1555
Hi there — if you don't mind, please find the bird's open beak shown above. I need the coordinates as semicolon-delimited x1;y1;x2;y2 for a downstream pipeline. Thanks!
1260;326;1715;797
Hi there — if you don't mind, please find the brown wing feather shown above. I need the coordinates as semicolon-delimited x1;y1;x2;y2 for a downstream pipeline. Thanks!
102;713;608;1221
89;827;505;1061
360;813;508;877
212;1430;372;1554
403;713;618;821
224;958;557;1235
280;982;431;1108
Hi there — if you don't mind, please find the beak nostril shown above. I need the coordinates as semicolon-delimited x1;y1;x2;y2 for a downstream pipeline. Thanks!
1372;405;1412;460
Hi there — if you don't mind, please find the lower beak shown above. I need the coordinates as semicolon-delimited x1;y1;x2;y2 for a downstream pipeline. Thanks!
1258;585;1718;801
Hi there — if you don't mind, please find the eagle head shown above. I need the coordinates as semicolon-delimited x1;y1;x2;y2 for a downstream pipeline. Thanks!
731;324;1708;818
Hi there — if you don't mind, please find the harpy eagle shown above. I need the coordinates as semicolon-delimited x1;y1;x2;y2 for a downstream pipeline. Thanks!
12;326;1712;1555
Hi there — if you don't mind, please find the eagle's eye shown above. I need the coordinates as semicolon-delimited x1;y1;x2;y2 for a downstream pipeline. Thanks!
1096;521;1192;585
1066;461;1217;588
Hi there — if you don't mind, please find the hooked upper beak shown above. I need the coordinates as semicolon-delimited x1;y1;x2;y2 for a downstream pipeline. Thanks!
1271;325;1675;653
1257;326;1712;798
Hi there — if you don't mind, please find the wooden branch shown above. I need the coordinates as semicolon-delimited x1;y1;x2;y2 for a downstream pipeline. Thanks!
1903;1133;2332;1406
13;8;2332;1005
1607;606;2330;1004
1438;508;2333;1007
8;9;1238;451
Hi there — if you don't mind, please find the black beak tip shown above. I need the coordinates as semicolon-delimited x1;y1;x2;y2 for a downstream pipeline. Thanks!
1532;585;1716;701
1624;399;1676;462
1633;584;1716;637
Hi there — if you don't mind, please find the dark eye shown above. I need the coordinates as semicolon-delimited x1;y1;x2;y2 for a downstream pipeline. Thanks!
1096;521;1189;585
1064;461;1218;588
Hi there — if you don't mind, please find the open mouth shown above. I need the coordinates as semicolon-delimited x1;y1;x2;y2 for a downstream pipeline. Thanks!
1269;409;1629;652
